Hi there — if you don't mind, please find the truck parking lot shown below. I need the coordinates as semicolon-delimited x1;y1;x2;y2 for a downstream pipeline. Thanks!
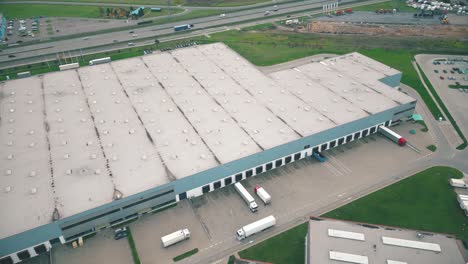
48;120;433;264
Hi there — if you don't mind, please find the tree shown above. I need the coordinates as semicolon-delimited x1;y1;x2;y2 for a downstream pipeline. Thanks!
106;8;111;16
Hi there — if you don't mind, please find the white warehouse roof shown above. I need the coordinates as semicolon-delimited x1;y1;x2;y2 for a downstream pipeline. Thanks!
0;43;414;240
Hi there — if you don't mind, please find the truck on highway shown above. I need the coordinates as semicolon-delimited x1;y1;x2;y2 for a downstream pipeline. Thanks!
254;185;271;205
89;57;111;66
174;24;194;31
234;182;258;212
449;178;468;188
236;215;276;240
378;125;406;146
161;229;190;248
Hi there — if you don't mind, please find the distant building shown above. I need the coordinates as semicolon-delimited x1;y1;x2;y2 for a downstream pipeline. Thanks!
130;6;145;17
306;217;465;264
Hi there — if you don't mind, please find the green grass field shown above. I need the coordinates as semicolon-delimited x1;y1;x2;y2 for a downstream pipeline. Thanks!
239;223;308;264
324;166;468;240
0;0;273;7
173;248;199;262
1;4;184;19
353;0;415;12
238;166;467;263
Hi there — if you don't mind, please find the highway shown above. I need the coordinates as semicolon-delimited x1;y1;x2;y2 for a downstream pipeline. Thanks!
0;0;386;68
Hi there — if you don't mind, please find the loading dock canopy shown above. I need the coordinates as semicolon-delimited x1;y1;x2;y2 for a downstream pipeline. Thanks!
329;251;369;264
382;237;441;252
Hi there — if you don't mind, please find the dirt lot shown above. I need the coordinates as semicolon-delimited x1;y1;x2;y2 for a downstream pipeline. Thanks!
304;21;468;38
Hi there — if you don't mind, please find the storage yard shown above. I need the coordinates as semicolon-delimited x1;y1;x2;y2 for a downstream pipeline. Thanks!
0;42;419;263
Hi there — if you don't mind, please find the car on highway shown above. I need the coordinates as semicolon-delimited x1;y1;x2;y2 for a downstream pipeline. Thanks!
113;40;119;43
129;30;135;33
128;42;135;46
8;54;16;58
82;37;89;40
219;13;226;17
132;34;138;37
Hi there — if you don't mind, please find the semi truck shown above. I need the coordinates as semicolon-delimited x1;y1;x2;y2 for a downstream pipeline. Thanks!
161;229;190;248
378;125;406;146
236;215;276;240
89;57;111;66
449;178;468;188
59;62;79;71
174;24;194;31
234;182;258;212
254;185;271;205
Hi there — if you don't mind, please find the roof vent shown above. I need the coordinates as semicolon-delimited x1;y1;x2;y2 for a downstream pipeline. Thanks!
9;108;15;113
9;99;15;103
129;129;135;134
279;129;285;134
183;129;188;134
112;91;117;95
318;117;324;121
29;130;35;135
267;118;273;123
4;186;12;193
168;108;174;112
90;154;97;160
29;142;36;148
115;100;121;104
7;154;13;160
107;143;113;147
78;108;84;112
81;118;87;123
253;130;259;134
212;108;218;112
59;129;65;134
292;117;297;122
347;107;354;112
103;130;109;135
112;155;118;161
95;169;101;174
74;91;79;95
222;118;227;123
62;141;68;146
144;108;149;112
156;129;161;134
7;141;14;146
55;108;61;113
89;92;95;96
30;188;37;195
333;98;339;103
280;90;286;94
66;169;72;175
57;118;63;123
191;141;197;145
124;119;129;123
5;169;12;176
162;99;167;103
171;154;178;160
164;142;169;146
27;100;33;104
141;155;147;161
64;154;70;159
8;129;14;135
30;171;37;177
304;107;311;112
10;91;16;95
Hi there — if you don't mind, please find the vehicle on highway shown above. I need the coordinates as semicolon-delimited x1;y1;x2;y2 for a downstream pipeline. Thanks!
174;24;194;31
129;30;135;33
132;34;138;37
82;37;89;40
220;13;226;17
128;42;135;46
113;40;118;43
8;54;16;58
273;5;279;11
264;11;271;16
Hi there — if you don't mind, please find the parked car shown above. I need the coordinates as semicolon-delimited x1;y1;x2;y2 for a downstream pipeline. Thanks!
434;69;439;73
443;69;447;73
439;76;444;80
114;227;128;240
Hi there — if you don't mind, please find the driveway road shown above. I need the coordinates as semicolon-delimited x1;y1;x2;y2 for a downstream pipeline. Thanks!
0;0;390;68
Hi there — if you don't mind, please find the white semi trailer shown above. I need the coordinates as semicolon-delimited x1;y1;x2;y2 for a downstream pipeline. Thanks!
236;215;276;240
254;185;271;205
89;57;111;66
161;229;190;248
234;182;258;212
378;125;406;146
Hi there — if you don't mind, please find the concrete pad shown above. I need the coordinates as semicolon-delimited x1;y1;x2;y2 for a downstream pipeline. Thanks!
130;201;211;264
51;229;133;264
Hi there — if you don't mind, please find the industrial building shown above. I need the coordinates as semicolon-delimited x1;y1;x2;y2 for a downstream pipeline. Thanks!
0;43;416;263
306;218;465;263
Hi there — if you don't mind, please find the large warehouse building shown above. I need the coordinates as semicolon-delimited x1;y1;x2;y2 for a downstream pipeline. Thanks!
0;43;416;263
